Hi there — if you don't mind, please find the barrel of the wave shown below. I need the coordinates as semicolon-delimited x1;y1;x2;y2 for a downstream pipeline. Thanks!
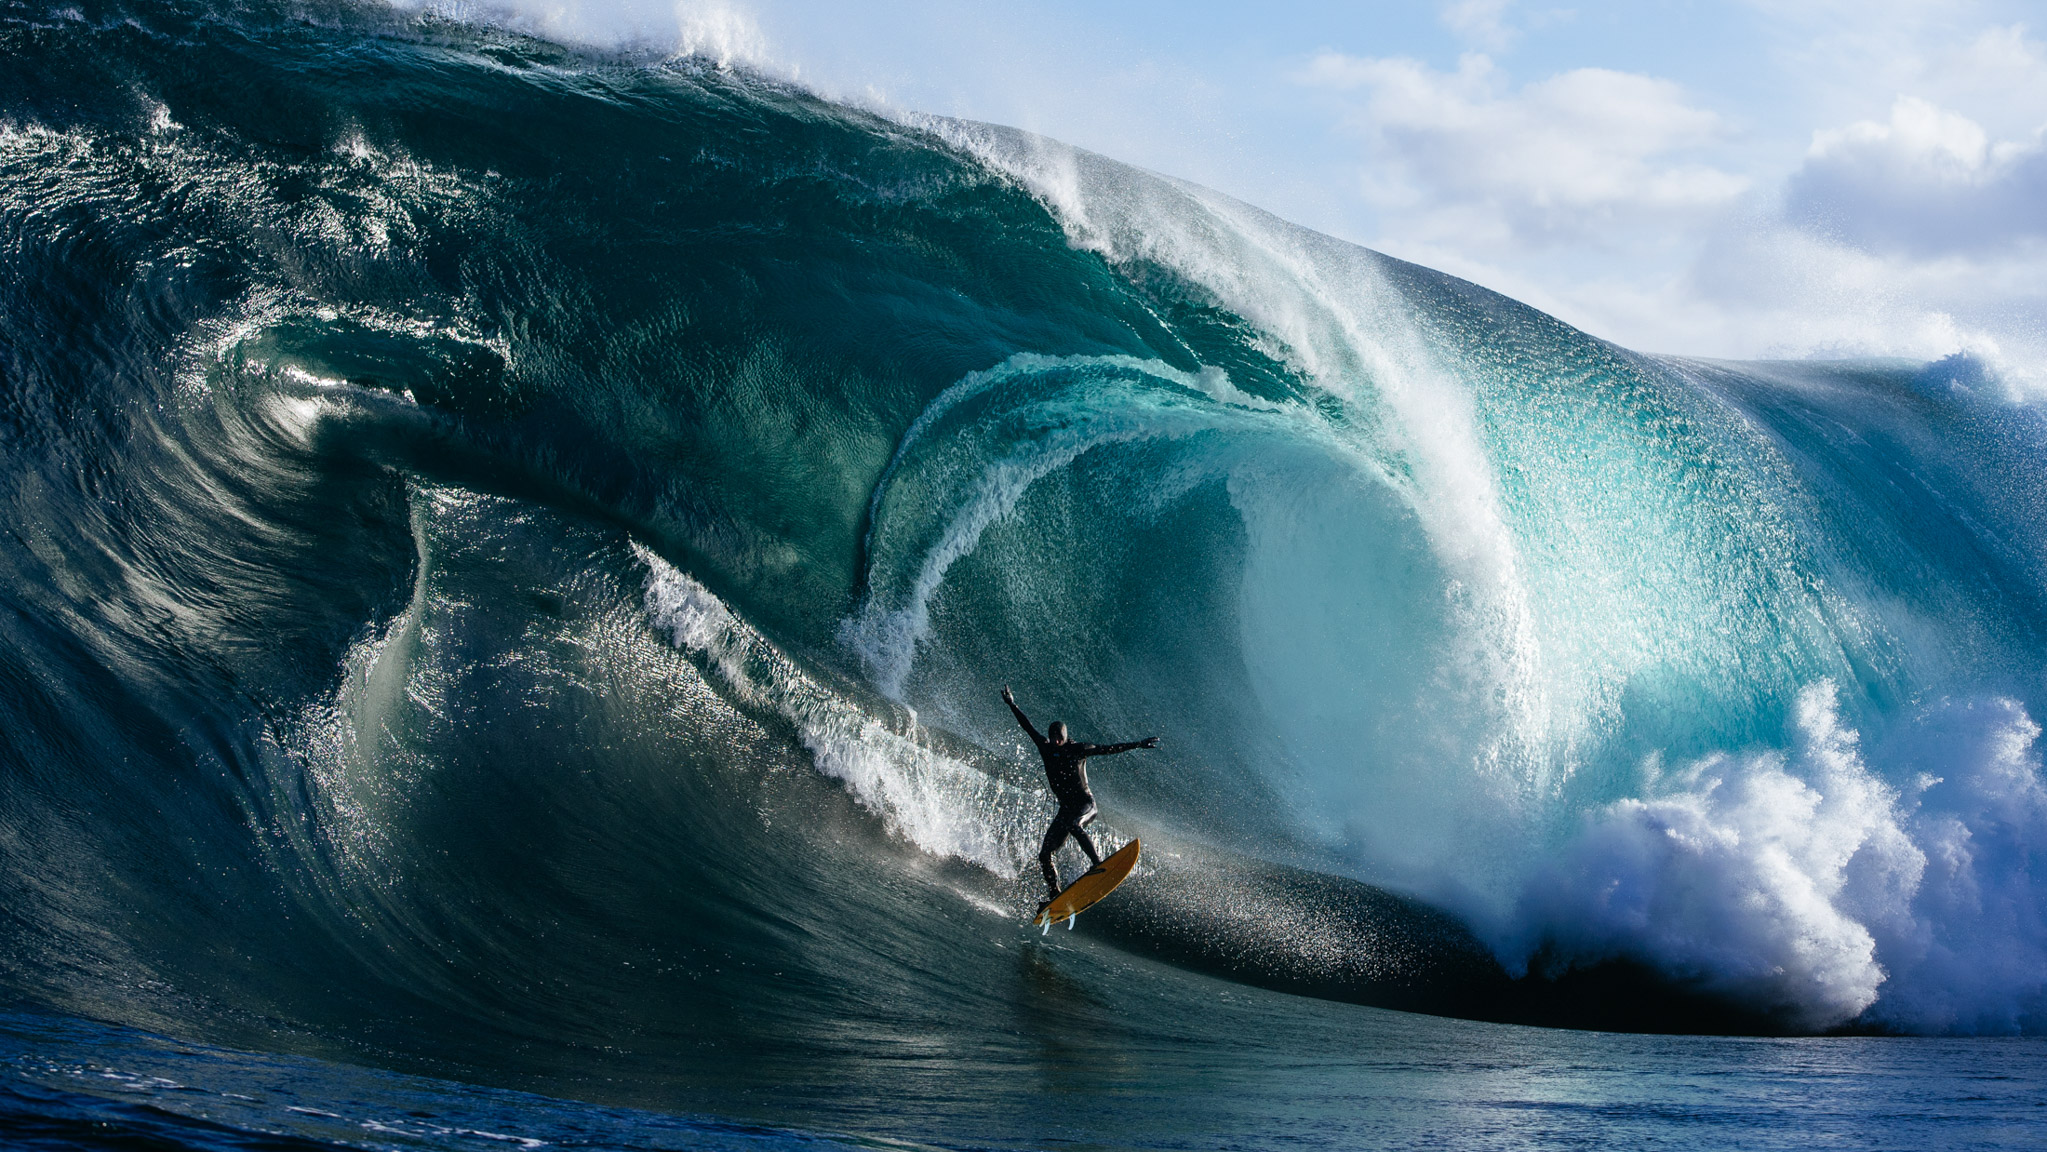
1035;840;1141;934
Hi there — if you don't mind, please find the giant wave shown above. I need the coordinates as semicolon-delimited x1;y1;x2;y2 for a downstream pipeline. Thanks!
2;10;2045;1126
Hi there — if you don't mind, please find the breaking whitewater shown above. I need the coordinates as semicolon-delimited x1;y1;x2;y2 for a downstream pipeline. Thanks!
3;1;2045;1148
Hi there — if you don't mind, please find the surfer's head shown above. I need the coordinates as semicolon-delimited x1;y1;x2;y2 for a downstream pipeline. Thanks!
1048;721;1068;744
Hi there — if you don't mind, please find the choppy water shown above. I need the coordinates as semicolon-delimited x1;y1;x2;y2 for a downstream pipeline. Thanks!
4;0;2047;1147
6;1001;2046;1151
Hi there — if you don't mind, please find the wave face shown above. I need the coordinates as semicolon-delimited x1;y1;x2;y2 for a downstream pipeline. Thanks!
3;2;2047;1110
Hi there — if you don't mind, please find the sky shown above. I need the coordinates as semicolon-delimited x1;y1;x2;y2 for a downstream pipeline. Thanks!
442;0;2047;376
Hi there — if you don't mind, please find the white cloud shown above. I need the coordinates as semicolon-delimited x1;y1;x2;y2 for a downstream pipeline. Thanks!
1813;97;1994;174
1293;16;2047;377
1440;0;1518;52
1927;24;2047;137
1300;52;1746;249
1682;222;2041;365
1437;0;1576;54
1785;96;2047;255
1380;201;2045;384
1748;6;2047;141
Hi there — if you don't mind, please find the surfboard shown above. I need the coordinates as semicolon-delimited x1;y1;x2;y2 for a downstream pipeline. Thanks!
1034;839;1140;931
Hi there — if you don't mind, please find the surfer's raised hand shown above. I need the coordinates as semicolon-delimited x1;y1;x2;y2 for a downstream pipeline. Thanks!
1001;685;1015;704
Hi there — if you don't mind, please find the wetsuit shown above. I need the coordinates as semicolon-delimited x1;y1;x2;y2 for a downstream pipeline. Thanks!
1004;691;1155;897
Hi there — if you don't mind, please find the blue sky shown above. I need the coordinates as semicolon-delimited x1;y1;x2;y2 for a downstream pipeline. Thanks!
449;0;2047;376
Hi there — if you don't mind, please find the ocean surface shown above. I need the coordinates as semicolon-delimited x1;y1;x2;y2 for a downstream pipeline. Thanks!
2;1;2045;1147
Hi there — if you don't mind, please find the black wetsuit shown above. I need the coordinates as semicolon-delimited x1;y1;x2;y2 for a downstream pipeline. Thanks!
1005;693;1154;898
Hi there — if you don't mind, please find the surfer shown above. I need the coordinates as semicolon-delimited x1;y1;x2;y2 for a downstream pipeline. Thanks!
1002;686;1158;905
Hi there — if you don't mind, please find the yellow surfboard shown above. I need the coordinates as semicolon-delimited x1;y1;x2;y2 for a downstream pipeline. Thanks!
1035;839;1140;931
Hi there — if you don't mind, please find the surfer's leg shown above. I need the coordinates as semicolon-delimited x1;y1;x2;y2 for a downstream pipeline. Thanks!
1070;802;1102;868
1038;820;1071;896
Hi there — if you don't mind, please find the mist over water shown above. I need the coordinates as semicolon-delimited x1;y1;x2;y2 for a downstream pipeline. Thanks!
3;0;2047;1146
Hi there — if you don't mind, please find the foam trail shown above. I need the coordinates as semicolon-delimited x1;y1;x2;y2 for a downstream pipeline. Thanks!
637;545;1037;873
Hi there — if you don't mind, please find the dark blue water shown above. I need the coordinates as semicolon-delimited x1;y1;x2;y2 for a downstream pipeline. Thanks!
6;999;2046;1151
4;0;2047;1147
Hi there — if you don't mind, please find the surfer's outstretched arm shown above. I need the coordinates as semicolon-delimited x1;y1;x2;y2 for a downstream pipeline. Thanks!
1083;737;1160;756
1001;686;1045;746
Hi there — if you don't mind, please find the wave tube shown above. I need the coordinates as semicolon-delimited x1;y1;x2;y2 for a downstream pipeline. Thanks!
857;123;2047;1033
